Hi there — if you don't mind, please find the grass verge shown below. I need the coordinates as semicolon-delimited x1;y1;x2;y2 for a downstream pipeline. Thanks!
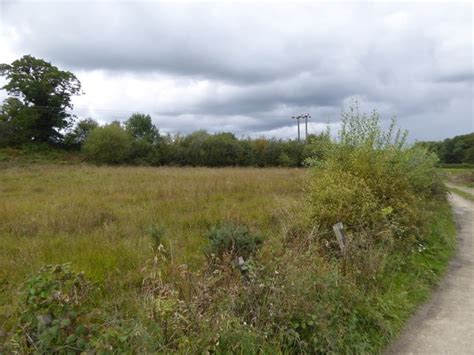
448;187;474;202
375;200;456;348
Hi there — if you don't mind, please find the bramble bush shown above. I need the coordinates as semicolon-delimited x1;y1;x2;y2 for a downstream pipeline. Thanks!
7;264;140;353
10;264;94;353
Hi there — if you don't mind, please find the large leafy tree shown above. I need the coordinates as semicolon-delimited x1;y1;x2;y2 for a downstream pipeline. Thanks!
0;55;82;145
124;113;161;164
125;113;160;144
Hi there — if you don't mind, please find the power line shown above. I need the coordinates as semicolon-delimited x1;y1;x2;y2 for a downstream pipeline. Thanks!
0;104;160;115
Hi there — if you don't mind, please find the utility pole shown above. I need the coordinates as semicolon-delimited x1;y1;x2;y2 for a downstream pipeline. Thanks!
303;113;311;141
292;114;311;141
292;116;301;141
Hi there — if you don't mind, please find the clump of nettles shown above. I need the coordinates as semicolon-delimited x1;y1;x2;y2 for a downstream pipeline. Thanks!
11;263;93;353
206;223;262;260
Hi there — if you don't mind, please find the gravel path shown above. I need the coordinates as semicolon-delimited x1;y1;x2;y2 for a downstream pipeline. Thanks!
387;193;474;354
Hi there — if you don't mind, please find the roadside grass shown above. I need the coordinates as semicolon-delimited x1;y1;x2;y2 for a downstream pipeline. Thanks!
375;200;456;344
0;164;456;353
447;187;474;202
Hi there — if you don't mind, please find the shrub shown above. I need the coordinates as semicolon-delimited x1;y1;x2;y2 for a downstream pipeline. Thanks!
83;124;132;164
278;152;296;167
307;103;442;250
206;223;262;259
308;168;381;230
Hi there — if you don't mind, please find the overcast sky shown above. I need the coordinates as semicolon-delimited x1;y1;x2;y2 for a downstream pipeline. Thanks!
0;0;472;141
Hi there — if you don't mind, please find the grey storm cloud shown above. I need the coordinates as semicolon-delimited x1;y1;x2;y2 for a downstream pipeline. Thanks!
3;2;325;83
0;1;472;140
188;74;364;116
435;71;474;84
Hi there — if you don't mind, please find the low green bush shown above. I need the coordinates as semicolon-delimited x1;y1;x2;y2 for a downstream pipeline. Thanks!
205;223;262;259
83;124;132;164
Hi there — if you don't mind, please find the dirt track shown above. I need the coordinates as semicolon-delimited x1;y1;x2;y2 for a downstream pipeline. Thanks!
387;193;474;354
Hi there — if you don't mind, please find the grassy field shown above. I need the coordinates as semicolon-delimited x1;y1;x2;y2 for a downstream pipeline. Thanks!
0;164;456;353
0;166;303;327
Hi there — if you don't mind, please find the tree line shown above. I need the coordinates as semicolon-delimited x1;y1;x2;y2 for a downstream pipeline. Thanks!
416;133;474;165
0;55;319;167
70;115;317;166
4;55;470;167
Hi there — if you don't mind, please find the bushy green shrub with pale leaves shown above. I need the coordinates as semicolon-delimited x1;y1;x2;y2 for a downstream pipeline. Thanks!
307;103;443;248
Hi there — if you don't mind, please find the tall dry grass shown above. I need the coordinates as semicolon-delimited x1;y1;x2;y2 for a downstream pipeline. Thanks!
0;166;304;329
0;123;456;353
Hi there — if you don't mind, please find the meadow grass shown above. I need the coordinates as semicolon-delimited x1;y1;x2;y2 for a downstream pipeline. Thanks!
0;164;456;353
0;165;304;329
